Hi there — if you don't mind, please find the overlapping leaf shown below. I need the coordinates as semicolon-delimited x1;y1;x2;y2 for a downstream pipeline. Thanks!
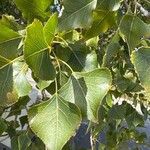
0;22;22;106
55;41;98;72
67;46;98;72
84;0;122;39
59;69;112;122
24;16;57;80
44;13;58;44
131;47;150;100
13;60;32;97
0;15;21;31
14;0;53;22
85;11;116;39
0;23;21;60
120;13;150;51
58;0;97;31
28;94;81;150
11;133;31;150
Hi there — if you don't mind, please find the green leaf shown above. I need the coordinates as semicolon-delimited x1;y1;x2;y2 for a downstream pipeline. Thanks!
28;94;81;150
67;50;98;72
84;0;122;39
59;75;87;117
59;30;80;43
0;23;21;60
119;13;150;51
14;0;52;22
96;0;122;11
131;47;150;100
27;136;45;150
67;42;98;72
84;10;116;39
11;137;19;150
24;20;56;80
0;64;18;107
11;133;31;150
59;69;112;122
86;36;99;48
13;60;32;97
55;41;98;72
44;13;58;45
0;23;21;106
19;115;28;128
125;104;144;128
102;32;121;67
108;104;126;120
18;133;31;150
0;15;21;31
7;96;30;118
58;0;97;31
126;111;144;128
37;80;53;91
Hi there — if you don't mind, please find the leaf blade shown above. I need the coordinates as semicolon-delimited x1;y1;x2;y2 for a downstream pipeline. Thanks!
58;0;97;31
24;20;56;80
28;94;81;150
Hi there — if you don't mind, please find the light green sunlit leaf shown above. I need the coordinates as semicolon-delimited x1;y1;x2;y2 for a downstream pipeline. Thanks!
59;69;112;122
28;94;81;150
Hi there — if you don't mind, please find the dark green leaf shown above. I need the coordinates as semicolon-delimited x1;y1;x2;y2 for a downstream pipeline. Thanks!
58;0;97;31
24;20;56;80
102;32;121;67
18;133;31;150
0;118;7;135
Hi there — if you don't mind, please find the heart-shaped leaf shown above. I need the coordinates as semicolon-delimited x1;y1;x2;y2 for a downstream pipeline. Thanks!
59;69;112;122
28;94;81;150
